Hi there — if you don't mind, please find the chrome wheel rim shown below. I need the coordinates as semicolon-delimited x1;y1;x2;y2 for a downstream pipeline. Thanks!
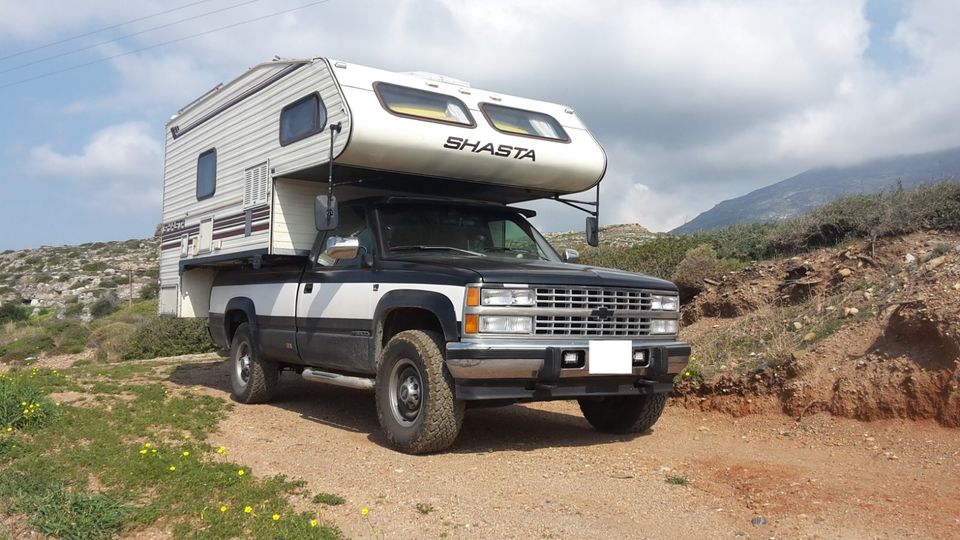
389;358;422;426
235;342;251;387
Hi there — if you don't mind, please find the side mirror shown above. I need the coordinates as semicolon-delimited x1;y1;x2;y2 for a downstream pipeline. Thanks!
585;216;599;247
314;195;338;231
323;236;360;260
562;248;580;263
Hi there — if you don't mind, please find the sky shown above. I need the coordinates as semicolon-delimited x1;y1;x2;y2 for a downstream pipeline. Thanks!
2;0;960;250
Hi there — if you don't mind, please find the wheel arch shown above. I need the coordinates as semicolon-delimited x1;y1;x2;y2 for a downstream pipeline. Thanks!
374;290;459;353
223;297;259;345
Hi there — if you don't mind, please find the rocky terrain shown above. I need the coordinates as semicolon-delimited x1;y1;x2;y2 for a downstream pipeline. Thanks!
0;238;158;320
545;223;654;248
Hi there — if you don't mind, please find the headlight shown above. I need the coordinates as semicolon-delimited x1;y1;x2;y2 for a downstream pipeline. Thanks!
479;315;533;334
650;293;679;311
481;288;535;306
649;319;678;335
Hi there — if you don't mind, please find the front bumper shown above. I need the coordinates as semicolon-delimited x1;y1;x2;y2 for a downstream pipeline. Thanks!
446;338;690;400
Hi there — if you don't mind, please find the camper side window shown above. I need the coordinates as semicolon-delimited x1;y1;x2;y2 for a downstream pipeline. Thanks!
196;149;217;200
374;82;475;127
280;93;326;146
480;103;570;142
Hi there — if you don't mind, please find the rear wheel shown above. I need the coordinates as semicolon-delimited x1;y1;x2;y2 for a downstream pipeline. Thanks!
229;323;278;404
375;330;464;454
578;393;667;434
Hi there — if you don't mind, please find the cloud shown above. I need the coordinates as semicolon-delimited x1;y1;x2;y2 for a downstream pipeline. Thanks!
28;121;163;212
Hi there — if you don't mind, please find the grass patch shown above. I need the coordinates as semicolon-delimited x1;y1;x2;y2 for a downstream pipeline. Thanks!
665;475;690;486
312;493;345;506
415;503;435;515
0;365;342;539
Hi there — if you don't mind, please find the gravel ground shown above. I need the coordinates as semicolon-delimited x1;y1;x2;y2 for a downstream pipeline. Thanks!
168;362;960;540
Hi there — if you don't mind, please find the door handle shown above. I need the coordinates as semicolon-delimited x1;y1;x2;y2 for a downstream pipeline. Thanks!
303;283;313;294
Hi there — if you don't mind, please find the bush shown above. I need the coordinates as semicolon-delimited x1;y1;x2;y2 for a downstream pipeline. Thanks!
671;244;728;302
89;298;118;318
82;261;108;272
0;333;55;361
120;318;216;360
51;322;90;354
0;304;28;324
580;235;702;279
89;322;137;362
0;371;59;430
139;282;158;300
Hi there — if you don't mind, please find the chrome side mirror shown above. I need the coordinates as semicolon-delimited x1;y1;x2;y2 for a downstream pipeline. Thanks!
323;236;360;260
563;248;580;263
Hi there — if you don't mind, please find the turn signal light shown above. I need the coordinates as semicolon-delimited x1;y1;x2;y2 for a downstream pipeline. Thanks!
466;287;480;307
464;314;479;334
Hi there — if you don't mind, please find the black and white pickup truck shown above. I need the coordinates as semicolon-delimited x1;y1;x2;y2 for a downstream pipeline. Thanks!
206;196;690;453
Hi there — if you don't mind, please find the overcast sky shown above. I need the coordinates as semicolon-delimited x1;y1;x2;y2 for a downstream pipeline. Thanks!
2;0;959;249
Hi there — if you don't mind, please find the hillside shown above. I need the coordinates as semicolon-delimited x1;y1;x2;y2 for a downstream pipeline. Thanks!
673;145;960;233
0;238;159;318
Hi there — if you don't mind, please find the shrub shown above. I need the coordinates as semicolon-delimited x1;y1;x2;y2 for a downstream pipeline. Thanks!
0;304;28;324
89;297;118;318
0;371;59;429
0;333;55;361
82;261;108;272
139;282;159;300
580;235;702;279
89;322;137;362
120;318;216;360
51;322;90;354
99;278;120;289
671;244;728;302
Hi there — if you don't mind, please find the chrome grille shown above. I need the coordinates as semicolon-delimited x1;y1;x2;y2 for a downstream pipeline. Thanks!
535;316;651;337
535;287;652;310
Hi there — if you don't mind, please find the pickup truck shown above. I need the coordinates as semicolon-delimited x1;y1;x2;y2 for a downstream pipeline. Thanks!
206;196;690;453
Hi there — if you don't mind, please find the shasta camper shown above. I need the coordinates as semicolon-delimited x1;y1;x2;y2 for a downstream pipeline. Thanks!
159;58;690;453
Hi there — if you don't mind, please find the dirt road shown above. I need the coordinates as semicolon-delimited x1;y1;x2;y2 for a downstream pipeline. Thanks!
170;361;960;539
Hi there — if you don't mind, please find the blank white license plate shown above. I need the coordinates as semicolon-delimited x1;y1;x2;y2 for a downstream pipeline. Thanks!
588;340;632;374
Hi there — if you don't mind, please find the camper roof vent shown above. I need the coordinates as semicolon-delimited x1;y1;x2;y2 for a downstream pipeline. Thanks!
404;71;471;88
243;161;270;209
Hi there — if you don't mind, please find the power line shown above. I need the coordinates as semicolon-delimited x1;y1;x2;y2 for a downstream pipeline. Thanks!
0;0;222;62
0;0;265;75
0;0;331;90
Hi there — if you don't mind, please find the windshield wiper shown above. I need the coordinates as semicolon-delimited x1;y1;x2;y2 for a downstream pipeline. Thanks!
482;247;545;260
391;245;485;257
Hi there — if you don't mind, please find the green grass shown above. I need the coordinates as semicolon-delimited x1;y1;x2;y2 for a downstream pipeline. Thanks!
665;475;690;486
312;493;345;506
415;502;435;515
0;364;342;539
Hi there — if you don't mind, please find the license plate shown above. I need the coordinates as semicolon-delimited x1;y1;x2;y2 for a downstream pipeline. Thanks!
588;340;632;374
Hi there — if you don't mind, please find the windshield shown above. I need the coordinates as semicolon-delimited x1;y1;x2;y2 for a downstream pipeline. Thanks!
379;204;560;262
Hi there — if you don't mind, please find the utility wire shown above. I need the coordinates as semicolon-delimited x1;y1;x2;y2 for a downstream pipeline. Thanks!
0;0;222;61
0;0;265;75
0;0;331;90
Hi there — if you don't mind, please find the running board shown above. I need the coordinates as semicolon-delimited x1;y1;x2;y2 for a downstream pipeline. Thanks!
302;368;375;391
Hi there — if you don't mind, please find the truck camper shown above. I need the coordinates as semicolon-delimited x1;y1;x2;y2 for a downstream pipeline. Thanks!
159;57;689;453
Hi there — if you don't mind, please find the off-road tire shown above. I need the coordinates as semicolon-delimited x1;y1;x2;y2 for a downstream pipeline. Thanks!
229;322;278;404
375;330;465;454
578;392;668;434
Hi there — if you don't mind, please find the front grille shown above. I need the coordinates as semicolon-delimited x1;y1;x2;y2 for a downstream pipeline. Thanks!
535;315;651;337
536;287;652;310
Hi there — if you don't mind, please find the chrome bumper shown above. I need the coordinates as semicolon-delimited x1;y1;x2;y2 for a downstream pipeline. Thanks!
445;338;690;380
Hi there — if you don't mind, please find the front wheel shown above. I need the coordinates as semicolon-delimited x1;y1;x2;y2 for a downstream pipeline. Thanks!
578;393;667;434
375;330;464;454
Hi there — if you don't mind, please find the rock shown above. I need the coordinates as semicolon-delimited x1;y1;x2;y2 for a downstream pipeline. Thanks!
838;268;853;278
752;516;767;526
953;282;960;291
803;332;817;342
905;253;917;263
843;307;860;317
924;256;946;271
792;321;803;330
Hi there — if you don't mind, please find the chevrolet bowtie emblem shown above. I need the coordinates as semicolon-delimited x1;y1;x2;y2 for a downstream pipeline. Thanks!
590;307;615;320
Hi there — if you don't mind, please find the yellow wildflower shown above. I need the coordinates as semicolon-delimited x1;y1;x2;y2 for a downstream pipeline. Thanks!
237;469;245;476
216;446;226;454
310;519;318;527
151;449;157;453
182;451;190;457
168;465;176;471
272;514;280;521
360;507;369;516
244;506;252;514
20;401;26;406
5;427;11;433
144;442;152;448
219;505;227;513
139;449;147;455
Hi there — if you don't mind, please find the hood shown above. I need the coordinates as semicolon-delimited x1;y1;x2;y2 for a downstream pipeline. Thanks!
388;255;677;291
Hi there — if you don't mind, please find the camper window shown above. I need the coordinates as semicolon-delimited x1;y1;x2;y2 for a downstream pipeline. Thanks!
196;149;217;200
280;93;326;146
374;82;475;127
480;103;569;142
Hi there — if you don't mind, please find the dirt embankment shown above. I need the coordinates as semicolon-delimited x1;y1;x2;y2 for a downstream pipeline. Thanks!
676;231;960;427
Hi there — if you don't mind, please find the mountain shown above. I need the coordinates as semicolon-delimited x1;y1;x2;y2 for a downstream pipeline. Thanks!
672;145;960;233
